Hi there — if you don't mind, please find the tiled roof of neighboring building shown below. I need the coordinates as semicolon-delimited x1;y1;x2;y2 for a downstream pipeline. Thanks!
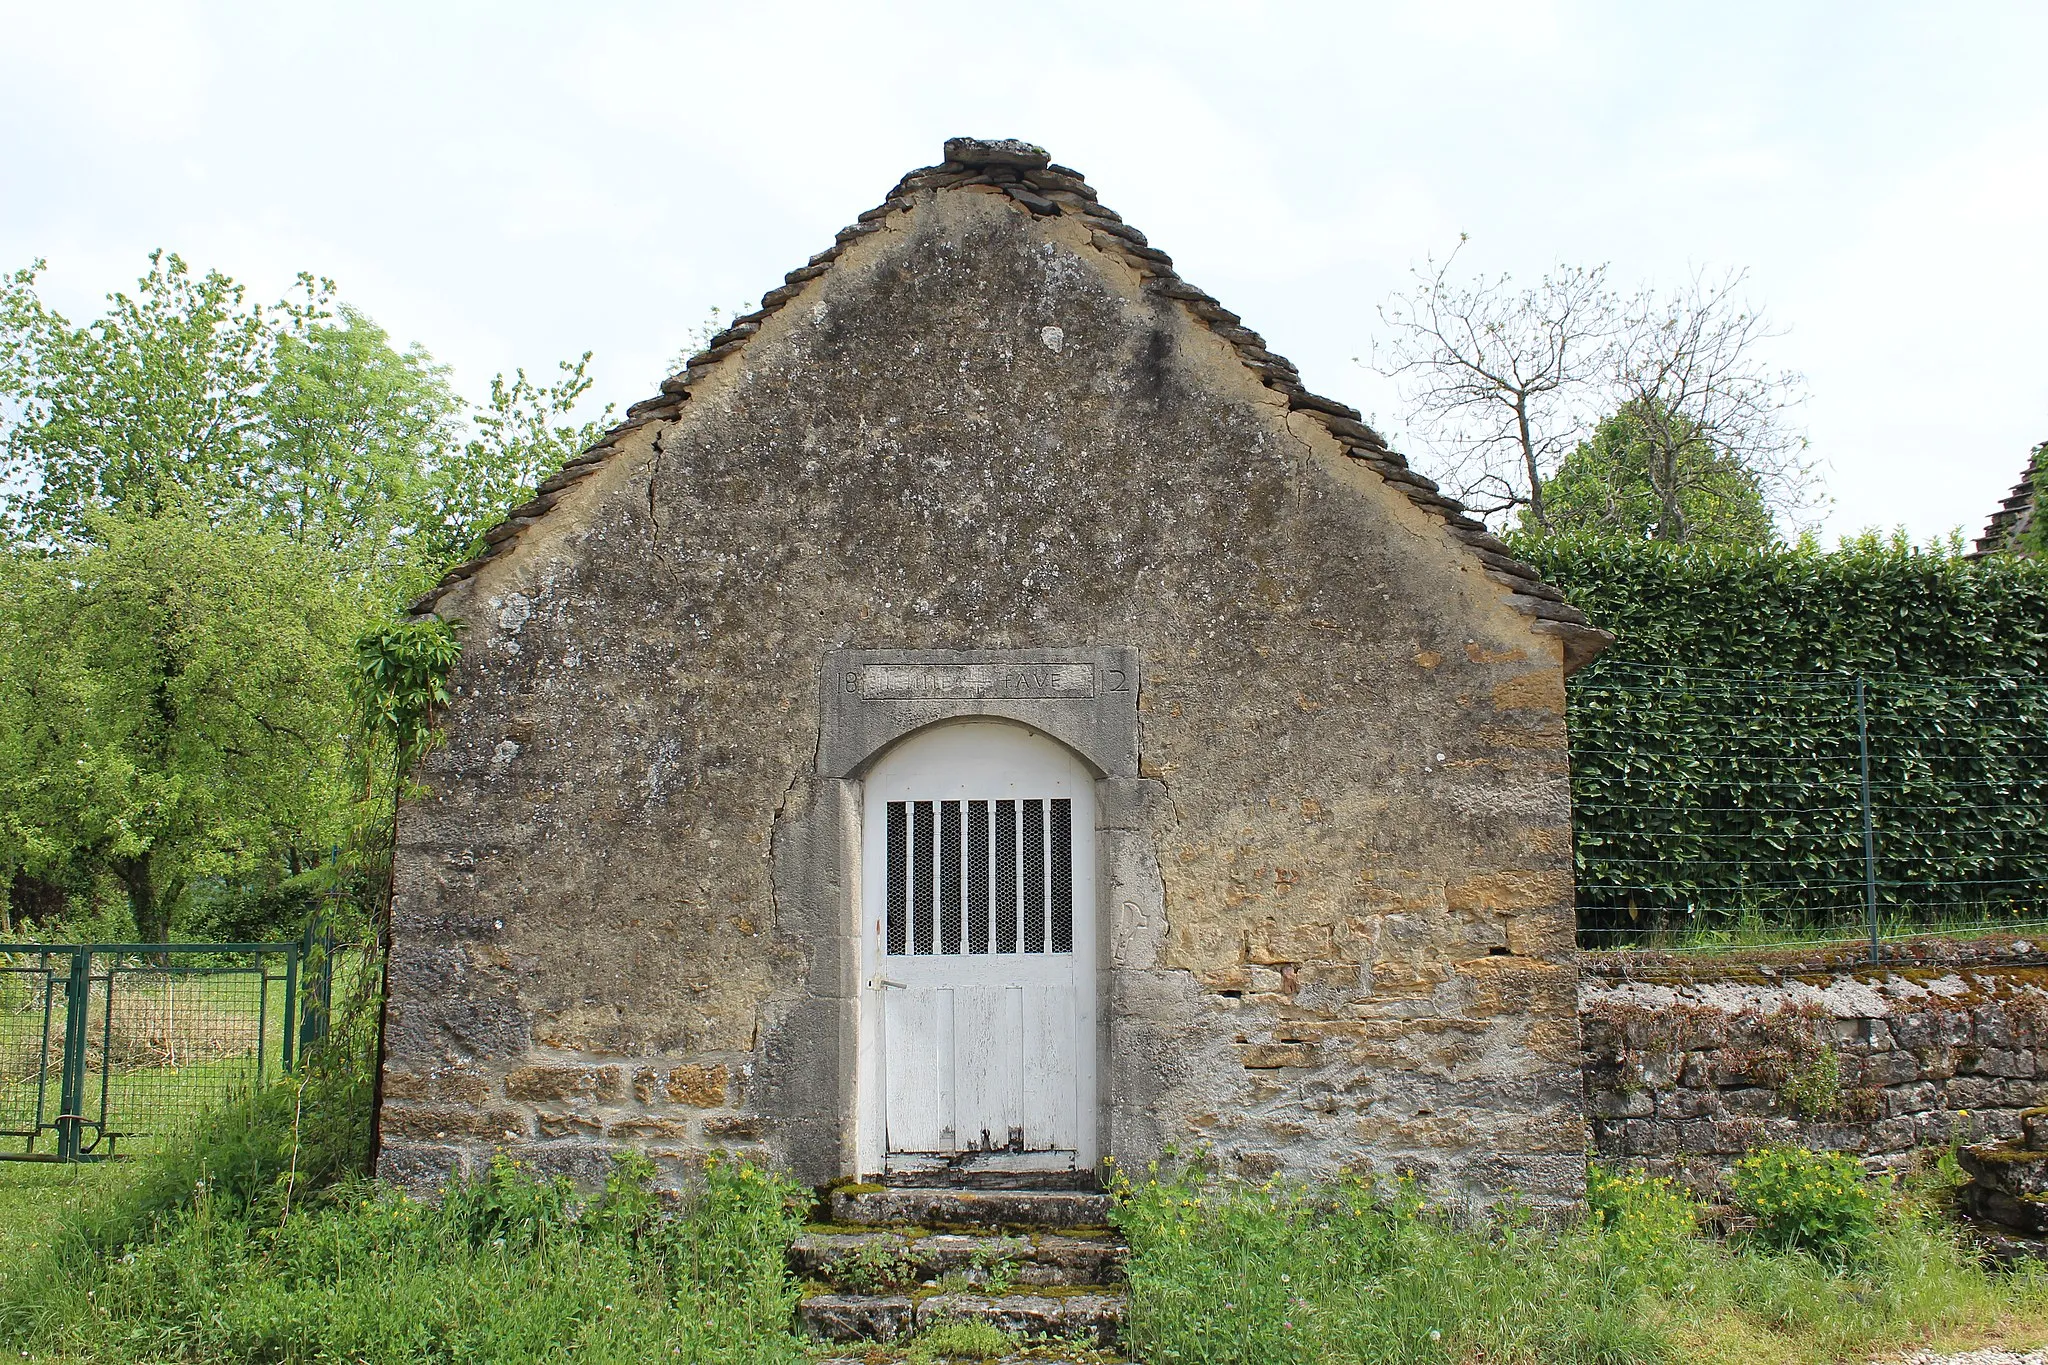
411;138;1611;668
1970;443;2043;557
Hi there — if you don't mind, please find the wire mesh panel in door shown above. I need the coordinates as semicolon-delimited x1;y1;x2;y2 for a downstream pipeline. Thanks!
884;798;1074;957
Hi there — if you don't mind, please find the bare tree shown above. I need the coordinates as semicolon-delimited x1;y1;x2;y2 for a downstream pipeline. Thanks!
1374;245;1817;539
1373;237;1618;529
1611;269;1817;540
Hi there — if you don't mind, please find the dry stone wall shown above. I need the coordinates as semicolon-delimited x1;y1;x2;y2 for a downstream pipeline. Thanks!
1581;943;2048;1191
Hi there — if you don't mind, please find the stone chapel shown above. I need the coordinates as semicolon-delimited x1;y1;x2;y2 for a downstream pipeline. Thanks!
376;137;1611;1210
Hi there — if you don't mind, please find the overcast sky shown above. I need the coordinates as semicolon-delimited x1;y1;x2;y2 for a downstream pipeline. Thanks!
3;1;2042;541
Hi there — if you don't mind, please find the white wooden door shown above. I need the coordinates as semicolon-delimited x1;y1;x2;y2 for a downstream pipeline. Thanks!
858;722;1096;1174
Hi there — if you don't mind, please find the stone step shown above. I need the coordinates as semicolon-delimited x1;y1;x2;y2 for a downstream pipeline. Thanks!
791;1228;1127;1290
877;1167;1102;1191
831;1185;1114;1231
797;1288;1125;1345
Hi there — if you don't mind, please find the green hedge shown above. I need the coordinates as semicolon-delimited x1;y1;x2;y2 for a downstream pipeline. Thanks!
1518;536;2048;941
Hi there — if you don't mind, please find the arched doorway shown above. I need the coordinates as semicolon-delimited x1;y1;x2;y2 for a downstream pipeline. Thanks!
854;720;1098;1177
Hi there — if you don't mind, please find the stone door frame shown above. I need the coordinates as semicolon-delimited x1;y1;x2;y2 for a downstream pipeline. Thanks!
763;647;1146;1185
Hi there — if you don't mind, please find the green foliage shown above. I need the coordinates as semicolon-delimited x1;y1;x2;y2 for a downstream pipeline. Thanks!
0;515;372;940
1113;1160;2041;1365
350;617;463;775
1112;1162;1665;1365
2022;439;2048;557
1778;1044;1844;1120
904;1318;1014;1361
0;253;601;589
258;306;463;576
2;1153;809;1364
1520;534;2048;939
416;356;613;566
1729;1147;1881;1260
0;253;330;544
1532;400;1775;545
0;250;601;937
1585;1163;1701;1289
65;955;380;1255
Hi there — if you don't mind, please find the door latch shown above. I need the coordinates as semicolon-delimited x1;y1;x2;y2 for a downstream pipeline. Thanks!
867;975;908;991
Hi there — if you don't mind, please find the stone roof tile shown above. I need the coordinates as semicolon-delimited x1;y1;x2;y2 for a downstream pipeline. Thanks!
1969;443;2043;558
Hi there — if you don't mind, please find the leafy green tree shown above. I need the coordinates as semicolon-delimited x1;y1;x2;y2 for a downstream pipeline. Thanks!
0;253;329;545
258;308;463;576
416;356;612;568
1528;400;1776;545
1;254;608;588
0;249;611;937
0;513;370;941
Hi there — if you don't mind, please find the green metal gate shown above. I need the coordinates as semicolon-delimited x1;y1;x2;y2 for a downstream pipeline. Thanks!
0;933;332;1162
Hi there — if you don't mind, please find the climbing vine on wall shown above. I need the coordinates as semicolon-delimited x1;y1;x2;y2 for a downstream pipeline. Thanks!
1519;536;2048;940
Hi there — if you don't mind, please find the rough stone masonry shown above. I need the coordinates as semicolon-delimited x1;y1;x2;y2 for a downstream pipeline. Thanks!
376;138;1612;1208
1581;941;2048;1190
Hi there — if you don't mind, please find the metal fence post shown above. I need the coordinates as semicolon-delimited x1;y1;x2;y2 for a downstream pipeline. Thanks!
281;942;300;1074
1856;676;1881;963
56;948;90;1162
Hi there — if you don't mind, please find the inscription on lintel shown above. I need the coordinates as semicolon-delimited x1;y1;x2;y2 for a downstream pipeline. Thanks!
859;663;1097;701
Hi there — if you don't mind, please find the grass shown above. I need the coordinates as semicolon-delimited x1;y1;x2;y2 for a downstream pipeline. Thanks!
1582;908;2048;956
0;1161;128;1297
1;1153;814;1364
3;980;2043;1365
1111;1162;2048;1365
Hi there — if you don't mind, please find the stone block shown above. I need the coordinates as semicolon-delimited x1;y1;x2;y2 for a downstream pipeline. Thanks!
1884;1081;1939;1118
381;1068;428;1100
1676;1119;1720;1154
537;1113;603;1139
1862;1050;1920;1086
1976;1006;2015;1049
1657;1088;1718;1121
504;1064;625;1102
799;1294;914;1343
383;1104;530;1141
1947;1077;1999;1110
608;1117;695;1141
704;1115;769;1140
1239;1042;1315;1069
1890;1014;1934;1050
1623;1119;1678;1156
636;1064;729;1107
2001;1080;2048;1108
430;1069;491;1103
520;1139;621;1187
376;1140;467;1191
1444;871;1572;915
1589;1087;1653;1118
1720;1087;1779;1117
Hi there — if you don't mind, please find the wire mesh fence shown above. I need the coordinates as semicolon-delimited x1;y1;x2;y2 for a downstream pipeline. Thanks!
1569;666;2048;954
0;934;334;1160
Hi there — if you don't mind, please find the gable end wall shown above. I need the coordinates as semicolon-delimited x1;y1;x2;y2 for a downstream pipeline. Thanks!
378;187;1587;1207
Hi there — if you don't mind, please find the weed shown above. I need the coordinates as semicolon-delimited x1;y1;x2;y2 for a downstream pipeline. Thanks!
904;1317;1013;1361
836;1237;918;1294
1112;1157;2046;1365
0;1152;811;1363
1729;1146;1880;1260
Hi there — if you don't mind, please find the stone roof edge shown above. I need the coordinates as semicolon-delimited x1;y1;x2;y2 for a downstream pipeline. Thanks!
407;137;1614;670
1967;441;2043;558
